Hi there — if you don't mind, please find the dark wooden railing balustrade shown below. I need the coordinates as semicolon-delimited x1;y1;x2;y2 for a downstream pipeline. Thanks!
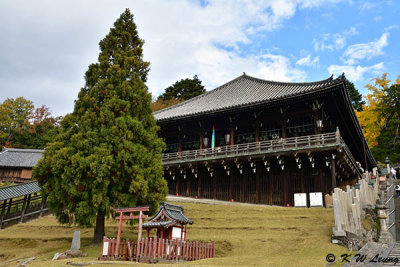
162;132;341;164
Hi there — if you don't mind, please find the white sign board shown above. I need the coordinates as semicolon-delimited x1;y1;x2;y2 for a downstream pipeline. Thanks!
309;192;323;207
294;193;307;207
172;227;182;239
102;241;109;256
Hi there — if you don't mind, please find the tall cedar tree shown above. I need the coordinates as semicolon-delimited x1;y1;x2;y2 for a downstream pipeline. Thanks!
158;75;205;101
346;79;365;112
33;9;167;243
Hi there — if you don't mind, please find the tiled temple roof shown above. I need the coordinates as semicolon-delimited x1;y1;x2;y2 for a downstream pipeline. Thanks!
154;73;344;122
0;148;44;168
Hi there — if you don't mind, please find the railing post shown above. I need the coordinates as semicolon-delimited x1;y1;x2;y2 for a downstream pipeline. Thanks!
336;127;340;144
0;199;7;229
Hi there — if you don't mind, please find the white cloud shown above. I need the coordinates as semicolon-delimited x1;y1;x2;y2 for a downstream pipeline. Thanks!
1;0;331;116
328;62;384;82
313;26;358;53
296;54;319;66
340;33;389;64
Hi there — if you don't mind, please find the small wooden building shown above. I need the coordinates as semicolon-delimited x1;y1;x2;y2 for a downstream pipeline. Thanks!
143;202;193;240
154;74;377;207
0;148;44;183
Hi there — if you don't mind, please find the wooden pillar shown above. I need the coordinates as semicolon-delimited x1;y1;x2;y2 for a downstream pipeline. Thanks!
281;116;287;139
20;195;28;223
255;123;259;143
313;110;320;135
197;170;201;198
213;173;217;199
136;211;144;262
256;165;260;204
301;168;305;193
176;176;179;196
115;211;124;257
269;172;273;205
240;168;245;202
0;200;7;229
39;195;47;217
200;133;204;150
362;138;368;172
229;171;233;200
178;133;183;153
284;173;288;205
230;127;234;146
186;176;190;197
197;169;202;197
6;198;12;216
331;158;337;190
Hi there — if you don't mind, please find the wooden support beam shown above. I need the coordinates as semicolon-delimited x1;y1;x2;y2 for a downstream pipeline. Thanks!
284;173;288;205
281;116;287;139
256;166;260;204
178;136;183;153
230;127;234;146
0;200;7;229
20;194;29;223
213;174;217;199
269;172;273;205
229;171;233;200
6;198;12;216
39;195;47;217
176;176;179;196
255;123;259;143
331;158;337;190
313;110;320;135
197;171;201;198
186;176;190;197
200;133;204;150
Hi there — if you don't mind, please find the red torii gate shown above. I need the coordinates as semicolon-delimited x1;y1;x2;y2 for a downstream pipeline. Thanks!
113;206;149;261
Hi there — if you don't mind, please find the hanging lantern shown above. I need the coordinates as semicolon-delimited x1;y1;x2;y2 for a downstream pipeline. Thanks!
316;119;323;130
225;133;231;145
203;137;209;148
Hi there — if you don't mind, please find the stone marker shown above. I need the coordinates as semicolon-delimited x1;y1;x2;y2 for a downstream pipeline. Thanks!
71;231;80;250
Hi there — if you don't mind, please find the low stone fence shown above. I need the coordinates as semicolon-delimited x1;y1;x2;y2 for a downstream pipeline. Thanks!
332;178;379;237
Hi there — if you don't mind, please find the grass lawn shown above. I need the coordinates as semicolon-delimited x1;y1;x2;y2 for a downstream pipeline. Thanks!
0;201;351;266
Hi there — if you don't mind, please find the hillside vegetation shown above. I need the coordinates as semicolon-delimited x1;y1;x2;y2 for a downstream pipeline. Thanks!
0;201;349;266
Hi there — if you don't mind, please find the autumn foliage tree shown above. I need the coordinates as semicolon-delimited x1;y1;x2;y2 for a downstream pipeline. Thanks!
356;73;400;162
33;9;167;243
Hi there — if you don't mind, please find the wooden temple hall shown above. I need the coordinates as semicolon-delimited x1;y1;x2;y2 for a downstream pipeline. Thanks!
154;73;377;207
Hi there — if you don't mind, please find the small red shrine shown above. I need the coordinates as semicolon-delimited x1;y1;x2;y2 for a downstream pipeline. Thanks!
142;202;193;240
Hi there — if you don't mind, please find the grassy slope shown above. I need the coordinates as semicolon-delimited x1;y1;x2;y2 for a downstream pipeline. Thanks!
0;202;350;266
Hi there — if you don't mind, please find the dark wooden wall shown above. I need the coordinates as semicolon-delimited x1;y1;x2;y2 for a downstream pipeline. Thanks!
164;153;335;207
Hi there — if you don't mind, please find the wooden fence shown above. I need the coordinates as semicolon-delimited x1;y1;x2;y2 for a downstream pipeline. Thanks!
101;236;215;262
0;193;47;229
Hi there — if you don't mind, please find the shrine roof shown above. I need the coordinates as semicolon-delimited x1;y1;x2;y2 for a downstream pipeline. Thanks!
154;73;345;122
142;220;175;228
143;202;193;228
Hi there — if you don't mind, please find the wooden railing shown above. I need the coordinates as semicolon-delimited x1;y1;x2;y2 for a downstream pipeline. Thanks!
101;236;215;262
162;132;341;165
0;194;48;229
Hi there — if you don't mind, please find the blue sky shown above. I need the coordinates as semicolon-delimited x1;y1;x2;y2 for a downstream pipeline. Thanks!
0;0;399;116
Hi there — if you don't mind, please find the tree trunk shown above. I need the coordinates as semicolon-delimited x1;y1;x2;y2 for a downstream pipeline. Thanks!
93;209;106;243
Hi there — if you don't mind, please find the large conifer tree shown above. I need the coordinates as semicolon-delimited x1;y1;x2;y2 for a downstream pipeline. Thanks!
33;9;167;242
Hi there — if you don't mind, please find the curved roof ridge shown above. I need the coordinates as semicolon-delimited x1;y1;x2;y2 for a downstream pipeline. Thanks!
153;74;245;115
242;73;335;85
